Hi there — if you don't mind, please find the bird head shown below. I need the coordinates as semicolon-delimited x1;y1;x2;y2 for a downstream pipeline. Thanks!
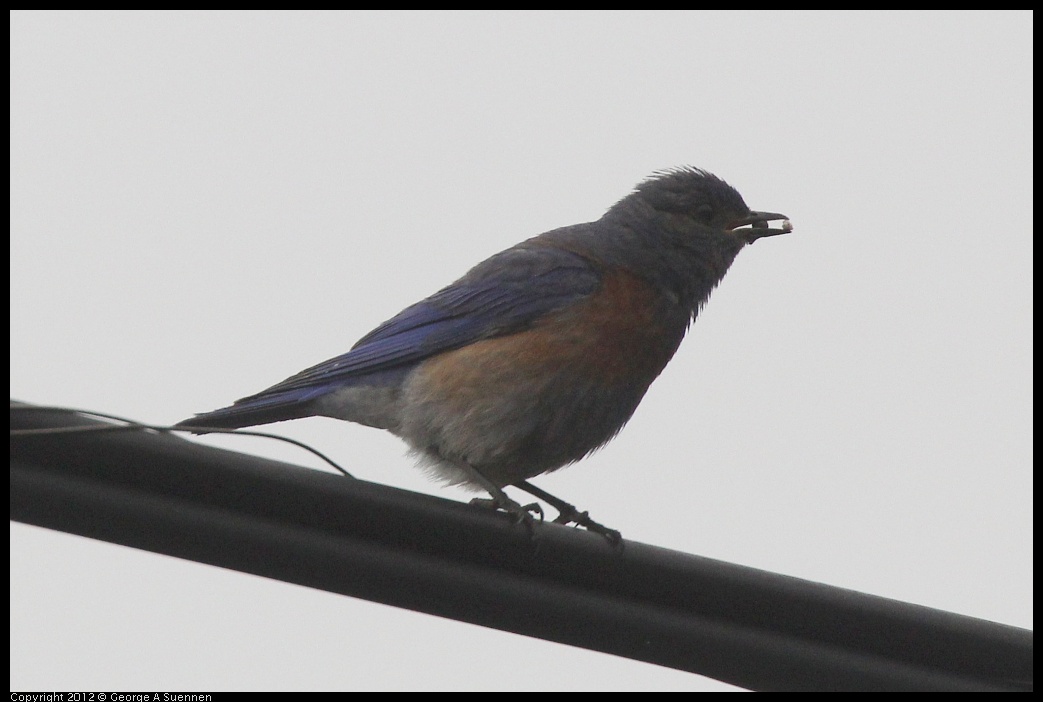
627;167;792;245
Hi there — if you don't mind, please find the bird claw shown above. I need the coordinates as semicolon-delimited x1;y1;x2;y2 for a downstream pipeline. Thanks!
512;480;623;546
470;495;544;532
551;507;622;545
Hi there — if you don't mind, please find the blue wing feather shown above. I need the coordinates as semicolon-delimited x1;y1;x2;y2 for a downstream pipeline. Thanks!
177;237;604;430
190;244;602;423
177;242;602;429
245;246;600;398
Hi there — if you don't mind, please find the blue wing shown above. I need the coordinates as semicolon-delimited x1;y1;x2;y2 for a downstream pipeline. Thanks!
177;243;601;429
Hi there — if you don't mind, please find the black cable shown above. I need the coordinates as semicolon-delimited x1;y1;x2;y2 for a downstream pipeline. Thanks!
10;400;1033;691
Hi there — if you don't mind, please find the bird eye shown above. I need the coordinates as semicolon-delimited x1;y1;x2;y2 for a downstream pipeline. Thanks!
695;204;715;222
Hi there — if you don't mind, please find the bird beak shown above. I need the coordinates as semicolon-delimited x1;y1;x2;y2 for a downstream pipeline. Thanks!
728;211;793;244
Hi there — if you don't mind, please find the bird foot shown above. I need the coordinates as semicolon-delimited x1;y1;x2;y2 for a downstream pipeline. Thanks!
512;480;623;545
550;506;622;545
469;495;544;533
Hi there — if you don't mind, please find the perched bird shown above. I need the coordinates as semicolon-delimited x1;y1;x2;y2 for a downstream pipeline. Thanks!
177;167;792;537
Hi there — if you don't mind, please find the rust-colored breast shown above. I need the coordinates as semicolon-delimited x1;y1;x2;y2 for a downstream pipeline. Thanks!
416;268;687;409
402;268;691;482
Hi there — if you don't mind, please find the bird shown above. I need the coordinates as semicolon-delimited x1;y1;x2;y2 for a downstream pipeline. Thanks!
176;167;792;539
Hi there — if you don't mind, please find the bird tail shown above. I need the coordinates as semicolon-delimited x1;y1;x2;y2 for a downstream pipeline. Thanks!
173;388;325;434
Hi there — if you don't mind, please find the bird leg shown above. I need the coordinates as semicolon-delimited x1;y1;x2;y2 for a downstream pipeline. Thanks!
461;464;544;530
514;480;622;544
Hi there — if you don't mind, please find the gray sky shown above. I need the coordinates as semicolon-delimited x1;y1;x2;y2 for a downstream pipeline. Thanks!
11;10;1032;692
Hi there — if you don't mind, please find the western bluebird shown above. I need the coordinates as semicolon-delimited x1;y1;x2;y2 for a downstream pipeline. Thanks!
177;168;791;537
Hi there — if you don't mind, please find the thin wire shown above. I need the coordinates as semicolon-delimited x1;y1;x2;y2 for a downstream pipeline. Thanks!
9;405;612;536
8;403;355;478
